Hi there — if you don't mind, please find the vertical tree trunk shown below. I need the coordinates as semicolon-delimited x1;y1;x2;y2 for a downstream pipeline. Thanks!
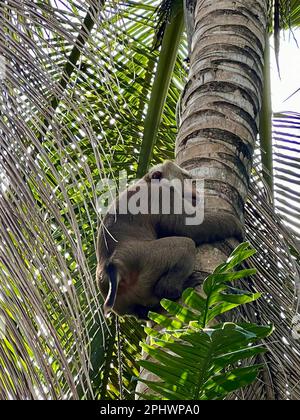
177;0;267;241
136;0;268;399
176;0;268;298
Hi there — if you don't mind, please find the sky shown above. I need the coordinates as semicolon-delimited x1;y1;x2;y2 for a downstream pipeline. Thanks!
270;29;300;236
271;29;300;112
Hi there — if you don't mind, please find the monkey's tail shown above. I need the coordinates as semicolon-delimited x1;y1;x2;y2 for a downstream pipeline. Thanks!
103;262;119;316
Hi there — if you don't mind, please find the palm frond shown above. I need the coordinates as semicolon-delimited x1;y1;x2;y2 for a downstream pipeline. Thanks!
0;0;186;399
0;0;115;400
138;244;272;400
273;112;300;242
236;154;300;399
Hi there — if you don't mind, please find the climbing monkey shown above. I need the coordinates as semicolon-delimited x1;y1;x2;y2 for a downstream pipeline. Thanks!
96;160;243;319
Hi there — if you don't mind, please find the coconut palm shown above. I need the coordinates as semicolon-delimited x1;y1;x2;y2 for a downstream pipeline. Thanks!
0;0;299;400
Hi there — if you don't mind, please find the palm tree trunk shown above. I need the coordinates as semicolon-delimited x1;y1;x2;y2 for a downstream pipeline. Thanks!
176;0;268;296
177;0;267;242
136;0;268;398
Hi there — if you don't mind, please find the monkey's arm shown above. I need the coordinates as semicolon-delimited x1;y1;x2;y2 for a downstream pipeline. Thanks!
189;212;244;245
158;207;244;245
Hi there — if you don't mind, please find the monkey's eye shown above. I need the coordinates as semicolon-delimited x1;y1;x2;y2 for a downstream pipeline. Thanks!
151;171;163;180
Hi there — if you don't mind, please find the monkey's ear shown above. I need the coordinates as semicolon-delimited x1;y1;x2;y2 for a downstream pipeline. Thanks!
150;170;163;180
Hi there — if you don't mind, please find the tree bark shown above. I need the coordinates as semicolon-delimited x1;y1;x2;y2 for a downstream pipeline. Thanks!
177;0;267;234
136;0;268;399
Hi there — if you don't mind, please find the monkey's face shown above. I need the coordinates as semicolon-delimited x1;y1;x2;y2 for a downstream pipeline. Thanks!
145;160;200;208
146;160;192;183
98;262;161;320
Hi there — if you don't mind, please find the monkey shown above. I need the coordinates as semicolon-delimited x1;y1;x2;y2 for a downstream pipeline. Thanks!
96;160;243;319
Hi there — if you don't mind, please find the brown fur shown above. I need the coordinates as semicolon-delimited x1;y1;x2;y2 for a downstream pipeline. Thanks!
97;161;243;318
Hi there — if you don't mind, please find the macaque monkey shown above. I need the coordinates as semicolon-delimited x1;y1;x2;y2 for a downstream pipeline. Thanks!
97;161;243;319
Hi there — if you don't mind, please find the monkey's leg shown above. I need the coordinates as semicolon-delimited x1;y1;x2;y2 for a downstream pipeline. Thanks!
147;236;196;300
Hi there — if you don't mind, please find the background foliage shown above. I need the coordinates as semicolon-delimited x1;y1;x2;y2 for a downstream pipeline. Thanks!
0;0;300;400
